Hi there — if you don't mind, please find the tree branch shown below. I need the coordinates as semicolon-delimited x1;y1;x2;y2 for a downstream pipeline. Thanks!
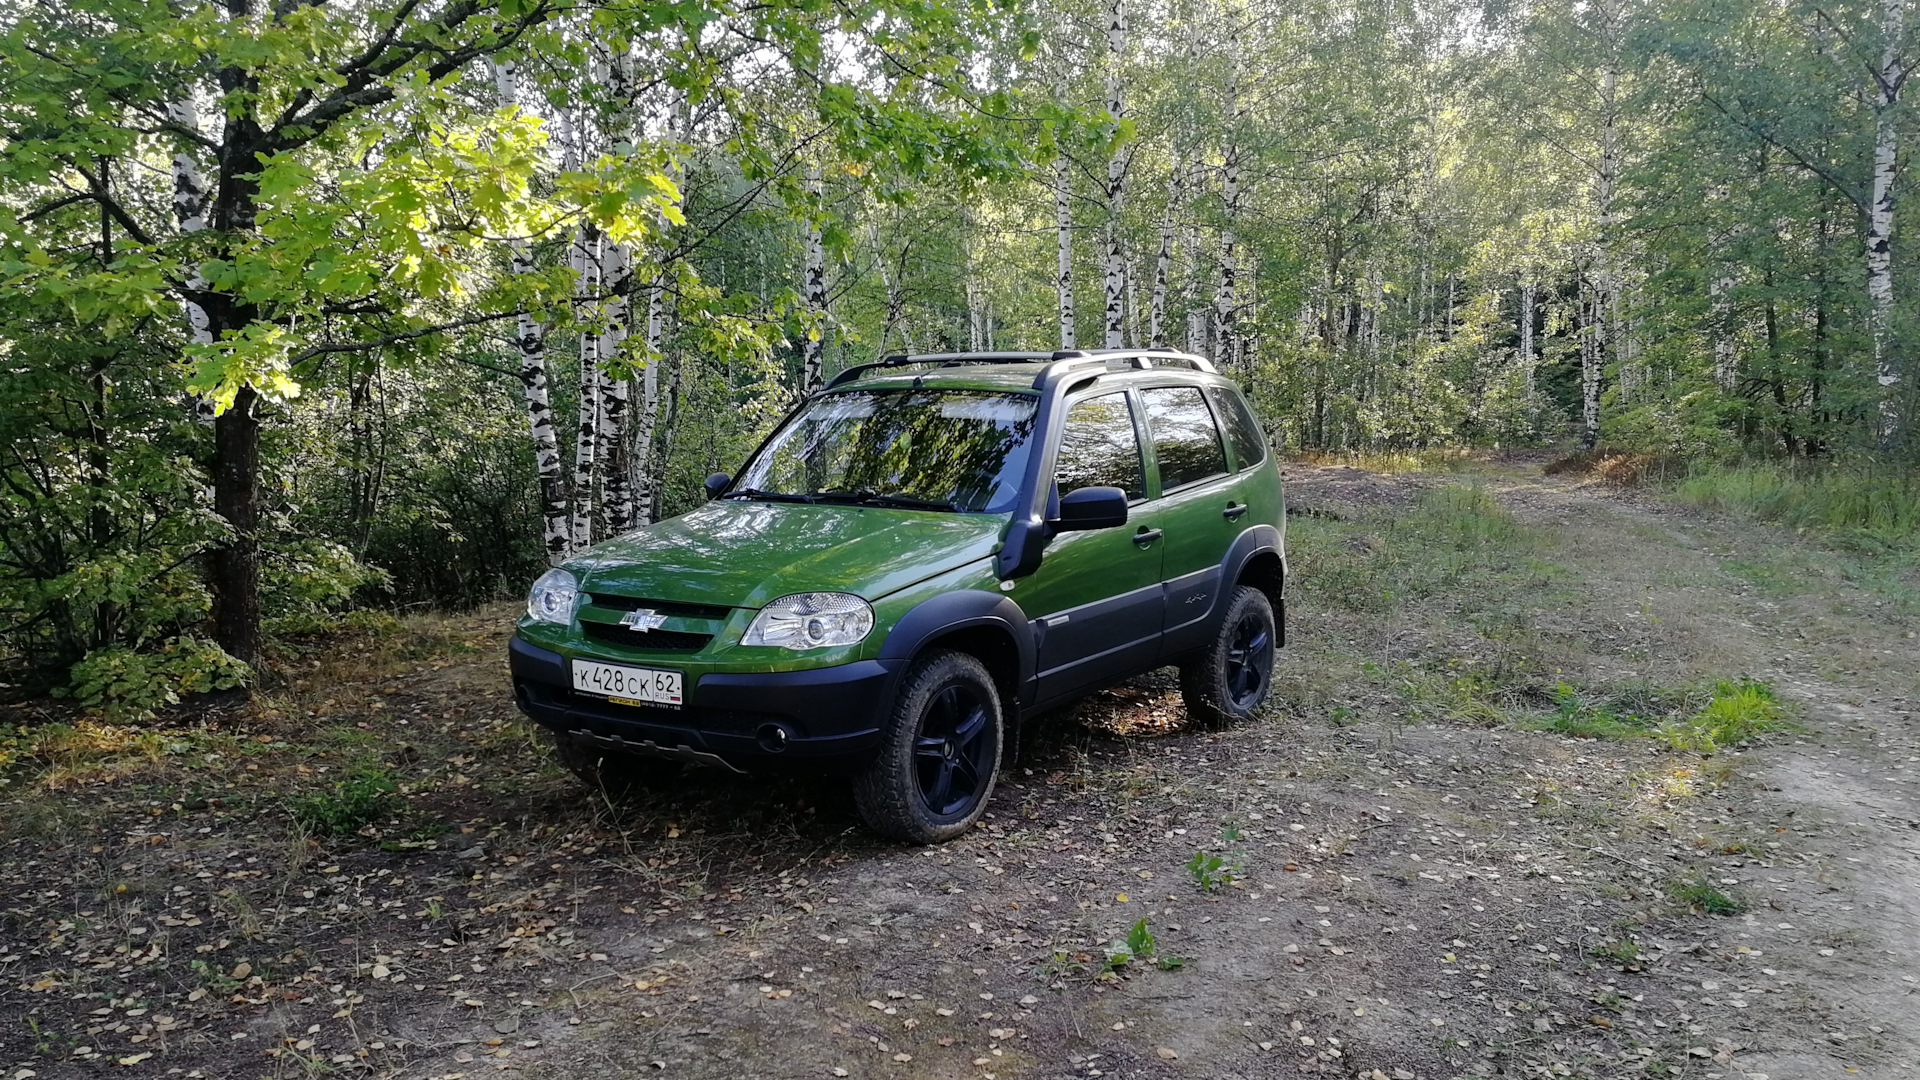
71;162;157;246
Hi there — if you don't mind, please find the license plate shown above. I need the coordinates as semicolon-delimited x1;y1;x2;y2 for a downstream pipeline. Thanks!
571;659;682;707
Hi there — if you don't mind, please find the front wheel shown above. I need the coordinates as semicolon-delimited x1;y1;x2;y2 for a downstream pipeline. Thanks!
854;650;1003;844
1180;585;1277;728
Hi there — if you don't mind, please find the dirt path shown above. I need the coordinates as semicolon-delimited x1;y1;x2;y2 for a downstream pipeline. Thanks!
3;461;1917;1080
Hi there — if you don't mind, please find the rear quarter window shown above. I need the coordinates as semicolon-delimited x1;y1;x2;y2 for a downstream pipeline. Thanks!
1207;386;1269;468
1141;386;1229;490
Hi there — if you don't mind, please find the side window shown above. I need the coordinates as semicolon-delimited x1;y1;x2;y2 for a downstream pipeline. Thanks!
1055;393;1144;501
1142;386;1228;490
1207;386;1269;468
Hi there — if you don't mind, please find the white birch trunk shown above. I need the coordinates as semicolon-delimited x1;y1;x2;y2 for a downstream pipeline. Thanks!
630;88;687;528
167;96;216;424
595;44;639;532
1583;53;1621;450
571;219;602;553
802;160;827;392
963;206;986;351
490;59;570;564
1149;156;1182;348
1213;49;1243;371
1183;188;1206;355
1055;153;1077;350
1869;0;1904;441
1102;0;1128;349
1518;278;1536;398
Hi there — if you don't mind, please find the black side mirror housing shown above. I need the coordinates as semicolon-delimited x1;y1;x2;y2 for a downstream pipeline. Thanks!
1053;486;1129;532
704;472;731;500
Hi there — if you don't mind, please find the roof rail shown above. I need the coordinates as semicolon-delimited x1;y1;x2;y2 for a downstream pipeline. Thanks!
823;350;1089;389
1028;348;1216;390
822;347;1216;391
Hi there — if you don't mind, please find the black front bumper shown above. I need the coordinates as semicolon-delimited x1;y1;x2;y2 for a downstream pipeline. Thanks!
509;636;898;771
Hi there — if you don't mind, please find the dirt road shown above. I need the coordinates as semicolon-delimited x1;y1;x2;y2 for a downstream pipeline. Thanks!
2;460;1916;1080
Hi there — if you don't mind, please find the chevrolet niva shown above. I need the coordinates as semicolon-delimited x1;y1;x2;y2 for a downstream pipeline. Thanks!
509;348;1286;843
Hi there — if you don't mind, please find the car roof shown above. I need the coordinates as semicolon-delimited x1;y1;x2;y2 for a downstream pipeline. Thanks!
826;350;1231;396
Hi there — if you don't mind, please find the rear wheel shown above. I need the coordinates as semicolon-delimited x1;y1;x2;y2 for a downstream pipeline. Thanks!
1179;585;1277;728
549;731;683;795
854;650;1003;844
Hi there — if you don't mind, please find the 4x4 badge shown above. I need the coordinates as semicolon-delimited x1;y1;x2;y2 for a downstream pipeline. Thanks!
619;609;668;632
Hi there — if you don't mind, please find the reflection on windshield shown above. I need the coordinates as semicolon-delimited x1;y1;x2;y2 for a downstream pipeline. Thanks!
731;390;1039;512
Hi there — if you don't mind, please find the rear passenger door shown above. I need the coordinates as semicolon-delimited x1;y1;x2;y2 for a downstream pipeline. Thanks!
1138;385;1240;657
1015;391;1167;704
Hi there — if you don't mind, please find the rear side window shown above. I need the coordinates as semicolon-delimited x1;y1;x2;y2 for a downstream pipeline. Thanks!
1055;393;1144;500
1141;386;1228;490
1207;386;1269;468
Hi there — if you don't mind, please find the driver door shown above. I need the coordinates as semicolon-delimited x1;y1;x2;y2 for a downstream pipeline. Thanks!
1011;391;1166;705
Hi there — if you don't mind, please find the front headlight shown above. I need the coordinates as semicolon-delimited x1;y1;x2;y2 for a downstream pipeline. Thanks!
526;568;579;625
741;592;874;650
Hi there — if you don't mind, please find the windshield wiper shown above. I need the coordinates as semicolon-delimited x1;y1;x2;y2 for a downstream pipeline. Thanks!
811;489;876;504
858;492;959;512
722;487;814;504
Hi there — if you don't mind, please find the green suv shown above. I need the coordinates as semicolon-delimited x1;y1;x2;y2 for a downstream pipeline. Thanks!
510;349;1286;842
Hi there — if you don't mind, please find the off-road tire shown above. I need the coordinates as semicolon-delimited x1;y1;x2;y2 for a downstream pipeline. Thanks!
1180;585;1278;729
549;731;683;795
853;650;1004;844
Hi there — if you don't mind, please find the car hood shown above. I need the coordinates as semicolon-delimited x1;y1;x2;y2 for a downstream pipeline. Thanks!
571;500;1009;609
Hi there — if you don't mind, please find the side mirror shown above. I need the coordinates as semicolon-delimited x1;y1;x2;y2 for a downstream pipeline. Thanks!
1053;486;1128;532
704;472;731;500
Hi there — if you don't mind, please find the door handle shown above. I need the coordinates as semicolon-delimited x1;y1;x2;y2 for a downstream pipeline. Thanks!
1222;503;1249;520
1132;528;1163;545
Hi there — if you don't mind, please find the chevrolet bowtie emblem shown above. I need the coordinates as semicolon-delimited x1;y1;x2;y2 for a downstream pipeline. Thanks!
618;609;669;632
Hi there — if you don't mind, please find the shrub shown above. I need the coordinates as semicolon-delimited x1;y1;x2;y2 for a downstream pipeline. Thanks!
59;637;250;721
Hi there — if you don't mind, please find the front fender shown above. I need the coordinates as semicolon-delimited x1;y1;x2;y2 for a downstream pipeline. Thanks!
877;589;1036;699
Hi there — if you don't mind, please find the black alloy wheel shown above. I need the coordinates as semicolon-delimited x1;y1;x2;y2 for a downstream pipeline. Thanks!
913;683;994;816
1224;604;1275;709
854;650;1004;843
1179;585;1278;728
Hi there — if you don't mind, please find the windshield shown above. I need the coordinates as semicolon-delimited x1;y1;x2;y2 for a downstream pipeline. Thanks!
729;389;1039;513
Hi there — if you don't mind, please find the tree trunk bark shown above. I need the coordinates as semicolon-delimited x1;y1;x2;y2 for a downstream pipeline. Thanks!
1869;0;1904;444
1518;278;1535;397
802;160;827;392
1102;0;1128;349
168;97;217;424
1055;153;1077;350
211;386;261;666
1150;156;1182;348
963;206;986;351
491;58;570;564
1583;50;1621;450
1214;46;1242;371
571;218;602;553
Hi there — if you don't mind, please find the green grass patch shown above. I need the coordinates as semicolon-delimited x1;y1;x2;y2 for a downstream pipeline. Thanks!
1675;461;1920;553
1521;678;1789;753
289;767;401;837
1669;876;1744;915
1289;483;1557;614
1660;678;1789;752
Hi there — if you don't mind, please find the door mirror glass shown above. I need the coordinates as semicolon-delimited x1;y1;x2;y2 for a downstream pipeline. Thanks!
1053;486;1129;531
704;472;731;500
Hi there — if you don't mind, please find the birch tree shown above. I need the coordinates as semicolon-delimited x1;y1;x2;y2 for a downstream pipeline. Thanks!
1102;0;1130;348
802;159;828;392
1867;0;1908;442
491;58;569;564
1214;37;1244;371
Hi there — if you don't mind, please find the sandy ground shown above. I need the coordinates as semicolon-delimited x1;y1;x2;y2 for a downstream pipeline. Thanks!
2;459;1916;1080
